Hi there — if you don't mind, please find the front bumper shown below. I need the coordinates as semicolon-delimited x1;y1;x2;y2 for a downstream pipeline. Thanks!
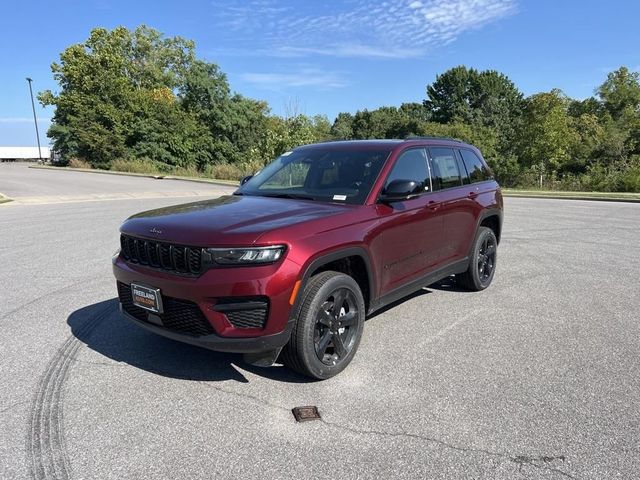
112;254;300;352
120;306;295;353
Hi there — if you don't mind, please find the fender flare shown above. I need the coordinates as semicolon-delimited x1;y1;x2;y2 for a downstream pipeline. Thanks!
289;246;376;321
475;208;503;243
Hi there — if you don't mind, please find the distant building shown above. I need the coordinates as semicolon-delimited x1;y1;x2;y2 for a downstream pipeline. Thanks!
0;146;51;162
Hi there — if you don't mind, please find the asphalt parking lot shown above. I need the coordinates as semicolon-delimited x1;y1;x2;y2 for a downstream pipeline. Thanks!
1;163;639;479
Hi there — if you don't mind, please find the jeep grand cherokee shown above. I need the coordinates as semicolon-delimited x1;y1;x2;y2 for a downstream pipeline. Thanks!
113;138;503;379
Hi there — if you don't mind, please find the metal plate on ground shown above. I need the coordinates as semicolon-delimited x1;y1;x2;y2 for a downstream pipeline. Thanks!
292;406;321;422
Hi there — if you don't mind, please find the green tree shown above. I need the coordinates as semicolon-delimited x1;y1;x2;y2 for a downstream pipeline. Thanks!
330;112;355;139
518;89;580;182
598;67;640;120
424;66;524;153
40;26;234;169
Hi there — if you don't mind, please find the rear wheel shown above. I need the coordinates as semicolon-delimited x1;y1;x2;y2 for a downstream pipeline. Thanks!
457;226;497;291
281;271;365;380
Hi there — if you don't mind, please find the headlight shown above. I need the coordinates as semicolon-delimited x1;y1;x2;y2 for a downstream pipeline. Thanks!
207;245;286;265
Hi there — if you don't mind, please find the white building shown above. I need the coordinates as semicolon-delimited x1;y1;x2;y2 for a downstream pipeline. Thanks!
0;146;51;162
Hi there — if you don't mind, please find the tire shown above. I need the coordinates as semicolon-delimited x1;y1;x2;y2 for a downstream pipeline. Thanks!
281;271;366;380
457;226;498;291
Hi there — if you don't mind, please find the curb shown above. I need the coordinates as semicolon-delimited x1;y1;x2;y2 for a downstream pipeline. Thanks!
28;165;240;188
503;193;640;203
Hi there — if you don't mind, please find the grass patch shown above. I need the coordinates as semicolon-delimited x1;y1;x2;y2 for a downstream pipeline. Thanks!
503;189;640;200
68;158;92;169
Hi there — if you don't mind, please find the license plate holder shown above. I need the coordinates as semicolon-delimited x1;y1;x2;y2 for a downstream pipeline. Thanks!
130;283;163;314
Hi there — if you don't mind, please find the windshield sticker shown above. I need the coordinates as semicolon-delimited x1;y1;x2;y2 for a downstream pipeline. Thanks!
333;195;347;201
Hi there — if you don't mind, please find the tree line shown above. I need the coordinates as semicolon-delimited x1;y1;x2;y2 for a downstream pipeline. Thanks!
40;26;640;191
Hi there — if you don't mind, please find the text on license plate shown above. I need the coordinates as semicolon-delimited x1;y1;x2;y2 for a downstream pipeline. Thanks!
130;283;163;313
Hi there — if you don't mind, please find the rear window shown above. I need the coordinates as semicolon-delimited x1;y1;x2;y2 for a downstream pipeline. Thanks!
459;149;491;183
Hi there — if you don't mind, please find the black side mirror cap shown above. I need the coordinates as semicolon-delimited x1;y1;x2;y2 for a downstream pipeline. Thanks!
379;179;423;203
240;175;253;186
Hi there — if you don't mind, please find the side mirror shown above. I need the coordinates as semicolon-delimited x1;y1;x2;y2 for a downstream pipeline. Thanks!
379;179;422;202
240;175;253;186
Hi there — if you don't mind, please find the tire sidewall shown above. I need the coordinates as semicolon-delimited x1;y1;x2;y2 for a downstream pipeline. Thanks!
471;227;497;290
298;273;365;379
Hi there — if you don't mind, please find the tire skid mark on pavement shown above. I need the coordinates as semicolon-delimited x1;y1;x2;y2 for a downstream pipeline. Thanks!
27;304;112;480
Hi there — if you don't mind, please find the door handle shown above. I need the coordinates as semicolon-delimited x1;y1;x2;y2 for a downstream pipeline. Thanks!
427;200;440;211
467;190;479;199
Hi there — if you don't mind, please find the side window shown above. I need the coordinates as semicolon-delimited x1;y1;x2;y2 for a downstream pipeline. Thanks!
429;147;462;190
460;149;491;183
456;150;471;186
384;148;430;193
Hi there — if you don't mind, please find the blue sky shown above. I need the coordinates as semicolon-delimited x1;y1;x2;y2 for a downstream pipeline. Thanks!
1;0;638;147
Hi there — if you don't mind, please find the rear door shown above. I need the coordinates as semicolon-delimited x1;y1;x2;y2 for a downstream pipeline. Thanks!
454;148;499;255
371;148;446;295
427;147;477;262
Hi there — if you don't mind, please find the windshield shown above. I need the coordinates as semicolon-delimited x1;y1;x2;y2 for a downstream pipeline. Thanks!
237;146;392;205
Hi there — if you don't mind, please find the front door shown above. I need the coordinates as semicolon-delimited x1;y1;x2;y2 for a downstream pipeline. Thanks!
371;148;446;296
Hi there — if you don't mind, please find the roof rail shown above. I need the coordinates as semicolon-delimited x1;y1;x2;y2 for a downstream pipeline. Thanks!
404;135;464;143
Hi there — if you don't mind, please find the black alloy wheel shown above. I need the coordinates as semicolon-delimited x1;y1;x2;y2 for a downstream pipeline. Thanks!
477;234;497;284
314;288;359;365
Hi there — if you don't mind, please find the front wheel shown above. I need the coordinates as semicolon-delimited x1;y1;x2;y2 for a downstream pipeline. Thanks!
457;226;498;291
281;271;365;380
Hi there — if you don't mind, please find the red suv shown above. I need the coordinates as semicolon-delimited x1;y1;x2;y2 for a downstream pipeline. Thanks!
113;138;503;379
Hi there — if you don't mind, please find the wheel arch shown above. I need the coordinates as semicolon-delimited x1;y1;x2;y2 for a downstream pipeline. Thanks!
294;247;375;315
477;210;502;244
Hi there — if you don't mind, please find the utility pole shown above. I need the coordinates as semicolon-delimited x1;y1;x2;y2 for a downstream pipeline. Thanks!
26;77;42;161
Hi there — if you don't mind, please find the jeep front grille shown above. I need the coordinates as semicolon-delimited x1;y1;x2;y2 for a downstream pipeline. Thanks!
120;234;202;275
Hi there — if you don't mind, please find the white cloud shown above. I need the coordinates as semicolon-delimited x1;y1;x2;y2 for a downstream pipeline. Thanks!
240;68;348;90
211;0;517;59
0;117;51;123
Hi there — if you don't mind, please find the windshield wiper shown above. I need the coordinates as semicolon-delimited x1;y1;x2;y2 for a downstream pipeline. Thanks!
258;192;315;200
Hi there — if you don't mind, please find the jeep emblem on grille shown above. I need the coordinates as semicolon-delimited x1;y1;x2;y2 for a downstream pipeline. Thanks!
149;227;163;235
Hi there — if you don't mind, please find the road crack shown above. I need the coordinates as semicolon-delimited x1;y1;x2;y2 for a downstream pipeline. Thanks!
316;419;577;479
194;380;576;479
0;400;29;415
0;276;100;322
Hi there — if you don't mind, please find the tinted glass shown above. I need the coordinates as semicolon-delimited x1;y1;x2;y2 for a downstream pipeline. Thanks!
429;147;462;190
384;148;430;192
239;147;391;205
460;149;491;183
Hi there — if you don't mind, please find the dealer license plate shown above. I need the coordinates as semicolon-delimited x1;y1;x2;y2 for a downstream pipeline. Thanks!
130;283;163;314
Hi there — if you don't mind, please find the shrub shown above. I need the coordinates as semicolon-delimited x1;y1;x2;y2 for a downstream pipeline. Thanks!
68;157;91;169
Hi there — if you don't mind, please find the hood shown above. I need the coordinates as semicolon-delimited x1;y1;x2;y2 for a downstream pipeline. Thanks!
120;195;353;246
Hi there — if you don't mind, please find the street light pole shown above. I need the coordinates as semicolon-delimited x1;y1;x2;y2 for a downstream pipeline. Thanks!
25;77;42;161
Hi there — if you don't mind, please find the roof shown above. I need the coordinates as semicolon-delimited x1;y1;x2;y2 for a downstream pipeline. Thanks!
297;137;472;151
0;147;51;159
